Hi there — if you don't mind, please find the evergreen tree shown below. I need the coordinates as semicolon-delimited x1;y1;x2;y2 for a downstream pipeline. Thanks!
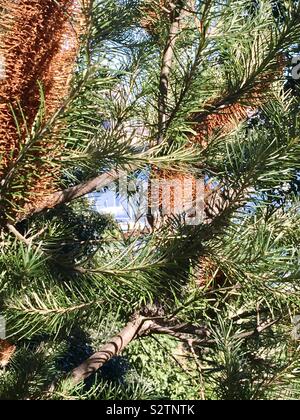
0;0;300;400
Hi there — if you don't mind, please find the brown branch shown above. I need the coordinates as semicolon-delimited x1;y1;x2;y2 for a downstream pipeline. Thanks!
18;170;120;221
68;315;154;385
65;316;211;387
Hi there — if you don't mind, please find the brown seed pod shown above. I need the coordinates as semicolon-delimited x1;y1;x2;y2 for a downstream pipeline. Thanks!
0;338;16;368
0;0;82;223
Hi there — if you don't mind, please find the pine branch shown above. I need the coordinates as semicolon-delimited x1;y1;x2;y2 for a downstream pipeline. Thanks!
62;313;281;387
165;0;213;132
62;314;209;387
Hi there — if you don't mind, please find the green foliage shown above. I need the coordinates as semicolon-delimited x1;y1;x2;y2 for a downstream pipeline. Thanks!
125;336;200;400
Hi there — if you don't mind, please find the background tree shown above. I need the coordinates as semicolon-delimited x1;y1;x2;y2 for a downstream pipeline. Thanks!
0;0;300;400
